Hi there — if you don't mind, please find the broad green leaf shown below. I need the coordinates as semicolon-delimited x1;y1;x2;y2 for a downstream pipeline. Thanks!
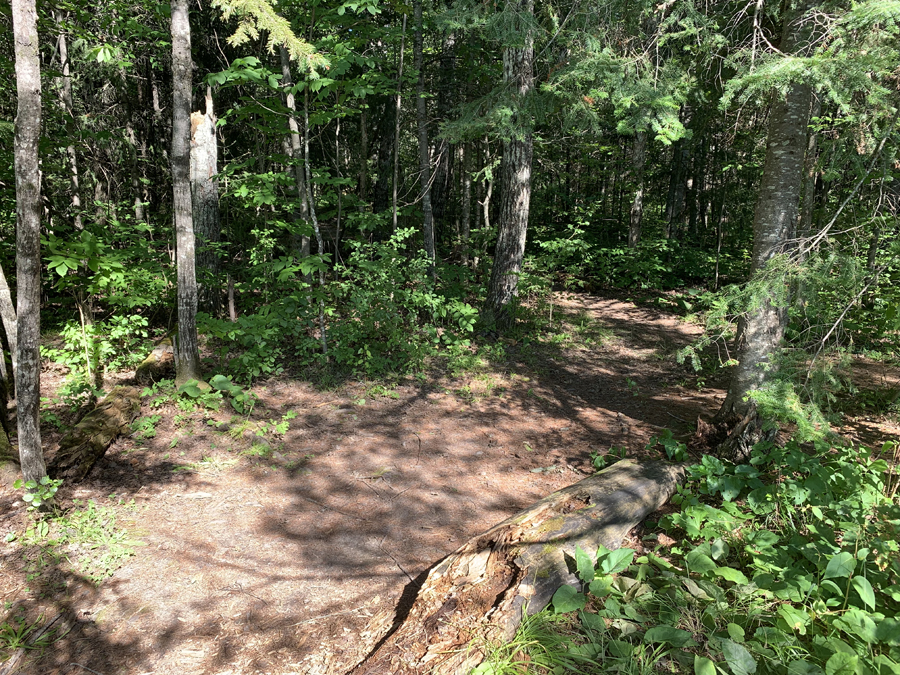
721;638;757;675
600;548;635;575
686;549;718;574
823;553;856;580
552;585;586;613
589;575;613;597
786;660;823;675
609;640;634;658
727;623;746;643
778;605;810;633
695;655;717;675
714;567;749;585
575;545;595;583
874;617;900;645
825;652;858;675
850;576;876;610
711;538;730;561
644;626;695;647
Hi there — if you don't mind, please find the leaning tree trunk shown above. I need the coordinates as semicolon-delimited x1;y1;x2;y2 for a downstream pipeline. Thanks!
12;0;46;484
171;0;202;386
714;0;816;458
628;131;647;249
191;87;222;315
483;1;534;330
413;0;436;266
350;460;685;675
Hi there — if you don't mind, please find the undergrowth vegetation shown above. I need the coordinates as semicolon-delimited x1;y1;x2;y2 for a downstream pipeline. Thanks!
480;437;900;675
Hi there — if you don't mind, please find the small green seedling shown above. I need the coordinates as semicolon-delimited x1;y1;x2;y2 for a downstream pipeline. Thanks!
13;476;63;511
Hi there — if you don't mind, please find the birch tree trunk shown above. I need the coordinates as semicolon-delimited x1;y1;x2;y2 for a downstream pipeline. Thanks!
279;47;312;262
12;0;46;483
413;0;436;265
483;5;534;330
628;131;647;249
171;0;202;386
714;1;816;455
191;87;222;315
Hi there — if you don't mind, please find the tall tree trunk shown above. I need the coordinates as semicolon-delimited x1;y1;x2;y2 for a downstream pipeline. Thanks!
392;14;408;231
483;5;534;329
628;131;647;248
413;0;436;265
279;47;312;262
171;0;202;386
430;31;457;234
191;87;222;315
715;1;815;438
54;11;82;230
12;0;46;483
798;95;821;238
460;143;472;265
359;105;369;206
0;263;18;385
372;95;394;213
304;90;329;354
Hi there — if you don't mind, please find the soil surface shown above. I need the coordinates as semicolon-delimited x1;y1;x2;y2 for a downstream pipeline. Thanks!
1;293;897;675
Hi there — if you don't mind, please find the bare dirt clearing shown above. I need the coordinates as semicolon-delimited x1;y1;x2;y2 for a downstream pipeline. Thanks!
1;293;897;675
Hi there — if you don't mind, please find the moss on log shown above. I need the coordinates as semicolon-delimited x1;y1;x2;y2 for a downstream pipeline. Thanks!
350;459;685;675
48;386;142;481
135;338;175;384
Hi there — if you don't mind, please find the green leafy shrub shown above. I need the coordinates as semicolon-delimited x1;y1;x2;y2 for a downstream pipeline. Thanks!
488;437;899;675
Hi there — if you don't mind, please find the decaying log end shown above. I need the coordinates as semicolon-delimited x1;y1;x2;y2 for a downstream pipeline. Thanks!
48;385;142;482
135;338;175;384
350;459;686;675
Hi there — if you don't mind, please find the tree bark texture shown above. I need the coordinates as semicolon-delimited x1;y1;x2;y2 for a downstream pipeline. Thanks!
392;14;408;231
12;0;46;483
413;0;436;264
280;48;312;262
350;460;685;675
48;386;141;481
191;88;222;315
484;5;534;330
0;262;17;385
171;0;202;386
54;12;82;230
629;132;647;249
716;2;814;423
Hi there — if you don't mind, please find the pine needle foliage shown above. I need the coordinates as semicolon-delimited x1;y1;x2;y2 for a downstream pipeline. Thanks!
211;0;329;73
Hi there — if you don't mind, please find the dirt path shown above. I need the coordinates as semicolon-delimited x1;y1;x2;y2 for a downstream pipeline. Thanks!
0;293;895;675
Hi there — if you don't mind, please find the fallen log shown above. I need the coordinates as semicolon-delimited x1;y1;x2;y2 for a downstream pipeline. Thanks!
350;459;686;675
48;385;142;481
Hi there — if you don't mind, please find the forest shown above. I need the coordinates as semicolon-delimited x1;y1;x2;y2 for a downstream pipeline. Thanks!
0;0;899;672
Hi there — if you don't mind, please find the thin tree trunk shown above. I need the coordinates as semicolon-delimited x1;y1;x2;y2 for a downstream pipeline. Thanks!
359;106;369;205
798;95;821;238
483;6;534;330
628;131;647;248
392;14;408;231
460;143;472;265
54;12;82;230
304;90;328;354
12;0;46;483
171;0;202;386
279;47;312;262
430;31;457;233
0;263;17;385
191;87;222;315
413;0;436;265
